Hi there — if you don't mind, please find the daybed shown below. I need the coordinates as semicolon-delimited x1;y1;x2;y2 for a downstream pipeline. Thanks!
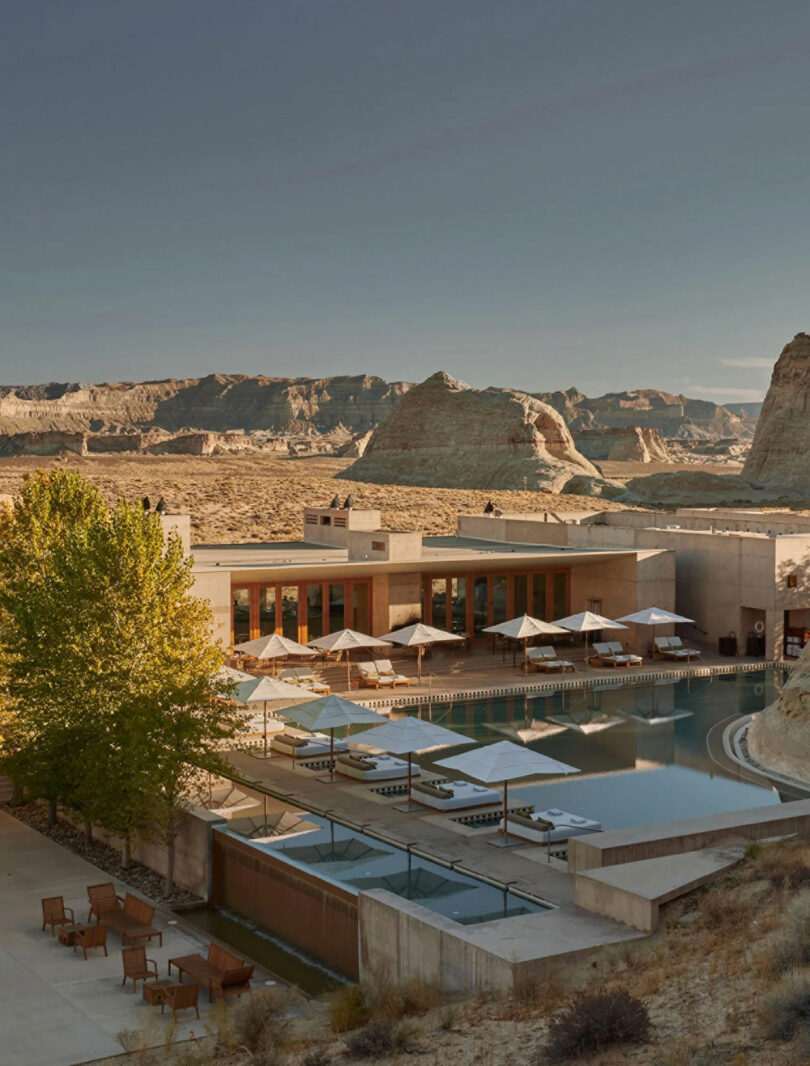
526;646;575;673
374;660;411;686
654;636;701;662
335;752;417;781
271;731;349;759
411;778;501;811
169;942;254;1002
279;668;330;694
354;662;395;689
592;642;643;668
499;807;602;844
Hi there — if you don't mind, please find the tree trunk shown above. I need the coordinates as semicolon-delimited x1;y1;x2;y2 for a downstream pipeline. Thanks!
47;798;57;827
122;832;131;870
11;782;22;805
165;832;175;897
84;822;92;847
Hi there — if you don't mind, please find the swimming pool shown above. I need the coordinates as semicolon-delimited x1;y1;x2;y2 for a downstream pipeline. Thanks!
367;668;804;831
223;814;547;925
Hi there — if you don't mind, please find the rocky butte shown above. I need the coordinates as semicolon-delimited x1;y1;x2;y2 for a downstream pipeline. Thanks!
743;332;810;494
747;639;810;784
337;370;605;492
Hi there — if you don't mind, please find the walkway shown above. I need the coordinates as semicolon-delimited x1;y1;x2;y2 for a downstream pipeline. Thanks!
0;810;259;1066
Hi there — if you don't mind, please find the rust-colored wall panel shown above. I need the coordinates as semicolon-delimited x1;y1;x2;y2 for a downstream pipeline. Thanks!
212;832;359;978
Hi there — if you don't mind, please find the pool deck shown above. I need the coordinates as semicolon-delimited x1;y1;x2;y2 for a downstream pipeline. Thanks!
0;809;271;1066
241;642;779;708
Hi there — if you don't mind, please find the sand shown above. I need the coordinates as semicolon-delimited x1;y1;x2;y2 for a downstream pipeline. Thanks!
0;453;631;544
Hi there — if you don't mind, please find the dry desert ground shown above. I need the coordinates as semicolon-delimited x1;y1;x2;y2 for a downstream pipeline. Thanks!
0;453;632;543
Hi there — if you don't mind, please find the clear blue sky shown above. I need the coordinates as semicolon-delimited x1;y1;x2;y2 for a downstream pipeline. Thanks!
3;1;809;401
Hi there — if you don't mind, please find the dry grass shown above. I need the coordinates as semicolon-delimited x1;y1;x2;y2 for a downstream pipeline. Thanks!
0;453;630;545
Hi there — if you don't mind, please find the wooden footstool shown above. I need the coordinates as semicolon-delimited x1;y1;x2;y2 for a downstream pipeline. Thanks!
57;923;87;948
142;978;178;1006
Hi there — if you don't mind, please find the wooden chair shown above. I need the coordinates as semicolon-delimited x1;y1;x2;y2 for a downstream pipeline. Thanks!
121;945;158;992
87;882;123;923
74;923;108;959
162;982;200;1020
41;896;74;936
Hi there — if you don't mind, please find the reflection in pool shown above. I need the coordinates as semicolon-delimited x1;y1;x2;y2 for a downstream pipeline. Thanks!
224;815;547;926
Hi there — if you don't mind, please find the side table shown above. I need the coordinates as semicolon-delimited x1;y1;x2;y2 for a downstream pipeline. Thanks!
142;978;178;1007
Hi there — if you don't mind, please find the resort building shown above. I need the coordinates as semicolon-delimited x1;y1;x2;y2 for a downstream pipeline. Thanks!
190;504;675;650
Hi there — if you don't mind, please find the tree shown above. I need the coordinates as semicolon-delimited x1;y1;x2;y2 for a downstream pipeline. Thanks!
0;471;243;887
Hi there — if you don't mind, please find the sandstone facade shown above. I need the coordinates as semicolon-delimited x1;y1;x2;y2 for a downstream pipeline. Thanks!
743;333;810;493
338;371;602;492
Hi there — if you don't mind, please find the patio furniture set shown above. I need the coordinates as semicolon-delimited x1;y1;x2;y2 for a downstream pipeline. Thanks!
41;883;253;1020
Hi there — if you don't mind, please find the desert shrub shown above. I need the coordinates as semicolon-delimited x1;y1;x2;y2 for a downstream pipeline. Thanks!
228;987;292;1055
766;890;810;974
299;1047;331;1066
764;969;810;1041
329;983;368;1033
366;974;439;1019
544;987;651;1061
652;1043;730;1066
699;890;754;933
439;1005;458;1031
758;843;810;888
343;1018;416;1059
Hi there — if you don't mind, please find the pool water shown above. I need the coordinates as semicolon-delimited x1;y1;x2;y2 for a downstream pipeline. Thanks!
373;668;803;831
226;815;547;925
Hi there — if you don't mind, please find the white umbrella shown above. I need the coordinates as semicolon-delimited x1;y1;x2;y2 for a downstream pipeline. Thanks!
307;629;391;691
234;633;316;674
484;615;569;672
351;715;474;809
281;694;387;780
218;665;255;684
435;739;579;846
233;676;315;756
616;606;695;655
553;611;628;670
378;622;464;682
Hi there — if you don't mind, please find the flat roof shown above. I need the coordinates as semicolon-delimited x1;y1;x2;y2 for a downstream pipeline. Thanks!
191;535;645;577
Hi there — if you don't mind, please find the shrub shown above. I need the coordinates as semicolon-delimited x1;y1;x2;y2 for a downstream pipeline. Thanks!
764;969;810;1041
344;1018;395;1059
759;843;810;888
545;987;651;1061
343;1018;416;1059
228;987;292;1055
300;1047;331;1066
765;889;810;974
329;983;368;1033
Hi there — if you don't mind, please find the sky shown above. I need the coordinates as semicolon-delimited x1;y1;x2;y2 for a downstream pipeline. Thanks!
2;1;809;401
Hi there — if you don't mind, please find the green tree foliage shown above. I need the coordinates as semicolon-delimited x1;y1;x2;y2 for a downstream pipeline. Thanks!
0;470;243;886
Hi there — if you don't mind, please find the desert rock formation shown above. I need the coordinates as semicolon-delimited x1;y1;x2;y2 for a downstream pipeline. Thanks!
338;371;604;492
0;374;409;436
537;387;757;439
743;333;810;492
747;643;810;783
574;426;671;463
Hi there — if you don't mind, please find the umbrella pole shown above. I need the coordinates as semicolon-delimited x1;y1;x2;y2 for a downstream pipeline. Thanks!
408;752;412;805
503;780;509;844
263;702;268;758
346;652;351;693
418;645;423;684
330;729;335;782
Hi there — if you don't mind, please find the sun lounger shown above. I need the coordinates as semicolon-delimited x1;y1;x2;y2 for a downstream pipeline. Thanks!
271;731;349;758
279;668;330;694
374;659;411;686
335;752;416;781
592;642;642;668
169;942;254;1002
654;636;701;661
354;662;395;689
411;778;501;811
499;807;602;843
526;646;575;673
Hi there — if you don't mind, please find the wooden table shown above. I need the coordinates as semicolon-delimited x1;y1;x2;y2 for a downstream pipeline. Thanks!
57;923;87;948
142;978;179;1007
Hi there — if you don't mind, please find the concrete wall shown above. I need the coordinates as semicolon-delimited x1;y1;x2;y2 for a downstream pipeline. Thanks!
569;551;674;646
160;513;191;555
347;529;422;562
190;568;232;648
387;571;422;630
568;799;810;873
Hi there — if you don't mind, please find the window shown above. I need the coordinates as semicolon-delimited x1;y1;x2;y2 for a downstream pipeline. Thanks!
320;516;331;526
353;582;369;633
553;572;568;619
473;576;488;637
259;587;276;636
307;584;324;640
492;575;507;625
451;577;467;635
586;598;602;614
233;589;250;644
371;540;385;551
329;583;345;632
514;574;528;617
787;574;798;589
281;586;298;640
432;578;447;629
533;573;547;620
